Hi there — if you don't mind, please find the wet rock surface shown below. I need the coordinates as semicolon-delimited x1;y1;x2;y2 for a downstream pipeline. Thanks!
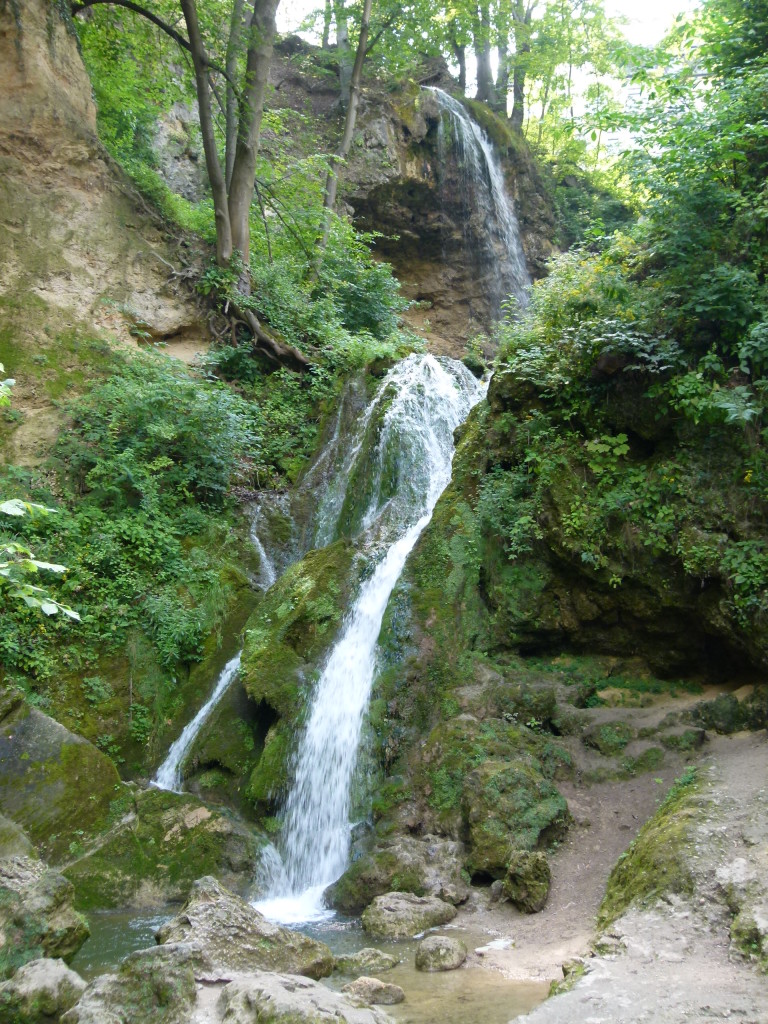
361;892;457;939
335;948;399;975
156;876;334;979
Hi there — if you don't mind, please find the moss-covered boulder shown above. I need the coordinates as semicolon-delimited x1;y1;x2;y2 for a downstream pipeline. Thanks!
361;892;456;939
0;858;89;980
156;876;334;980
502;850;551;913
60;944;199;1024
325;835;468;914
342;976;405;1005
334;948;399;975
0;702;121;863
0;815;34;859
462;758;568;879
62;788;260;910
241;541;362;810
0;957;86;1022
414;935;467;972
582;721;636;756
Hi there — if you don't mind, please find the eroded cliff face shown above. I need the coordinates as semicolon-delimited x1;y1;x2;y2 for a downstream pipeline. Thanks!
0;0;206;463
266;42;556;356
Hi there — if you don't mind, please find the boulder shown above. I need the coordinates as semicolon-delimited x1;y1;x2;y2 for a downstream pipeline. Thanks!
335;948;399;975
156;876;333;979
342;976;405;1005
414;935;467;972
0;957;86;1022
0;857;89;980
502;850;551;913
217;971;396;1024
60;944;200;1024
326;835;470;914
0;705;121;863
361;892;456;939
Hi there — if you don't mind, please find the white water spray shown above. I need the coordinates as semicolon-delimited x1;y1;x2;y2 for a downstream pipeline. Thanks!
256;354;484;922
152;651;242;793
428;87;531;317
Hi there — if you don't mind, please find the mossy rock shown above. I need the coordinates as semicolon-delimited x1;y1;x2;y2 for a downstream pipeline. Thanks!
247;721;293;811
689;694;748;734
325;850;408;915
462;757;568;879
502;850;551;913
63;788;260;910
0;957;86;1023
598;769;701;927
0;814;34;859
582;721;636;756
0;702;121;863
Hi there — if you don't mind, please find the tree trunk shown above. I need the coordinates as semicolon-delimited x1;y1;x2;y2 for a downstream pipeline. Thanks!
225;0;246;189
451;40;466;94
322;0;332;48
227;0;279;266
333;0;352;109
510;1;533;133
319;0;372;251
475;3;494;105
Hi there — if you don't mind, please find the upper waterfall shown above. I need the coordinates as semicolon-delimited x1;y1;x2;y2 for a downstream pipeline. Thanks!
256;354;484;922
428;86;531;318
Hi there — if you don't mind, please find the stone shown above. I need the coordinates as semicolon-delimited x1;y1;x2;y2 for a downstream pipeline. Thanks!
156;876;333;979
342;976;406;1005
326;835;470;914
361;892;456;939
60;944;203;1024
414;935;467;972
0;857;89;980
0;706;121;863
0;957;86;1022
335;948;399;975
502;850;551;913
216;971;396;1024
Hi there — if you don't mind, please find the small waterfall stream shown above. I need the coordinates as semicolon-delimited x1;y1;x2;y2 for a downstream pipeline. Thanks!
428;86;531;318
256;354;484;922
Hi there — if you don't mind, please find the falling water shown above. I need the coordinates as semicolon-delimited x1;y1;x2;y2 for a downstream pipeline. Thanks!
428;86;531;318
256;354;484;922
152;651;242;793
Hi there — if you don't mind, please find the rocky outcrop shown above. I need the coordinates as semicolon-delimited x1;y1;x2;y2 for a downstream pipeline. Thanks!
0;700;121;863
0;857;88;979
0;957;86;1022
342;976;405;1005
60;944;200;1024
361;892;456;939
0;814;34;859
502;850;551;913
156;876;334;979
414;935;467;972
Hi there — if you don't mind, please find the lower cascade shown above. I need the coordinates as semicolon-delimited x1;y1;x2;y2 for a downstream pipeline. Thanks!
256;354;484;922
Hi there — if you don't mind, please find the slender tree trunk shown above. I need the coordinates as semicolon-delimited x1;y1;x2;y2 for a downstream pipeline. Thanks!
322;0;332;47
225;0;246;189
495;37;509;115
510;1;533;133
334;0;352;109
475;2;494;104
319;0;372;251
228;0;279;267
180;0;233;265
451;40;466;94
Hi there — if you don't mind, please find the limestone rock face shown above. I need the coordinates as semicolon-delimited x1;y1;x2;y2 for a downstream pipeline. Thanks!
0;857;89;980
361;892;457;939
502;850;551;913
342;976;406;1005
156;876;334;979
0;703;121;863
60;944;200;1024
414;935;467;972
216;971;396;1024
0;814;34;859
335;948;399;975
0;957;86;1022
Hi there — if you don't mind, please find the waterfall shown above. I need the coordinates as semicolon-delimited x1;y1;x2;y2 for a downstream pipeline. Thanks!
255;354;484;923
428;86;531;318
152;651;242;793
